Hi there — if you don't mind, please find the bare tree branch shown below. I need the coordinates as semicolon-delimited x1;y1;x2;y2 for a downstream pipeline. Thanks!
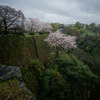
0;5;25;34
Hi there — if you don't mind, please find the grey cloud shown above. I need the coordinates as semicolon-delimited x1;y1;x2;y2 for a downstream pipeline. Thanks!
0;0;100;24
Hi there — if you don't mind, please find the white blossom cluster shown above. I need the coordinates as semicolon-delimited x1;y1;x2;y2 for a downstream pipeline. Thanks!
24;18;51;33
44;31;77;52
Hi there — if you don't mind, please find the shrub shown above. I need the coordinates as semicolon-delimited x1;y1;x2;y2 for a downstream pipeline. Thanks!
21;59;45;96
40;69;65;100
0;79;32;100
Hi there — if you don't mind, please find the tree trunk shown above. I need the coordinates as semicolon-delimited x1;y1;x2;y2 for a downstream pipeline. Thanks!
4;24;8;35
83;92;87;100
33;36;39;58
4;21;8;34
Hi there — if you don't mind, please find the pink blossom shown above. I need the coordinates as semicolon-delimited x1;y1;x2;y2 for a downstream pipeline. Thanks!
44;31;77;52
24;18;52;33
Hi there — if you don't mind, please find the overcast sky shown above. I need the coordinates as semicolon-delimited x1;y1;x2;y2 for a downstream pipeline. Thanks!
0;0;100;24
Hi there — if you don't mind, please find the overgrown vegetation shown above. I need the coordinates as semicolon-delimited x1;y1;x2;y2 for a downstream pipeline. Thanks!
0;34;51;66
0;79;32;100
21;54;100;100
77;35;100;56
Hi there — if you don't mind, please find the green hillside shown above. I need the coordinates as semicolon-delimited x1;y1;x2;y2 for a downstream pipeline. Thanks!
0;35;52;66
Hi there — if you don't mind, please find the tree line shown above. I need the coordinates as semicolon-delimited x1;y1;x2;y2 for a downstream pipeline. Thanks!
0;5;57;35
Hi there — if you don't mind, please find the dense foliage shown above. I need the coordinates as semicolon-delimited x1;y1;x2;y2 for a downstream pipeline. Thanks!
77;35;100;56
22;55;100;100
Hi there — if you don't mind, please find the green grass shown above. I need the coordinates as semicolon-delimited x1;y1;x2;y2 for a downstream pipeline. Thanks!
34;34;52;61
0;34;52;65
24;34;53;61
24;33;41;37
59;53;72;61
0;35;37;66
24;33;33;37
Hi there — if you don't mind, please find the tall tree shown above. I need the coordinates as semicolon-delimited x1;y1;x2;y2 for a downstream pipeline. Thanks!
0;5;25;34
51;23;58;32
89;23;96;31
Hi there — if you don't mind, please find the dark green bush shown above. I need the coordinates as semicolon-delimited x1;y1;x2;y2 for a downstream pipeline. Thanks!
40;69;65;100
21;59;45;96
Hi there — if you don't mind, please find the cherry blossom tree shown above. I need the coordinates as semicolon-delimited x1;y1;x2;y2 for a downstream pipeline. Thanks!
24;18;51;34
44;31;77;56
39;22;52;33
24;18;40;33
24;18;52;58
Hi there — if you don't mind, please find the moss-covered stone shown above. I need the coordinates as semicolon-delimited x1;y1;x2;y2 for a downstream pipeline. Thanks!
0;65;21;81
